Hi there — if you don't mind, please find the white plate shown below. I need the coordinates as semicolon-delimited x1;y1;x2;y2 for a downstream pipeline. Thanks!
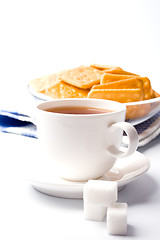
27;150;150;199
28;85;160;126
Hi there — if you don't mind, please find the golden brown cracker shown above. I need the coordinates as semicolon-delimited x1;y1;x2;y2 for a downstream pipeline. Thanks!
101;74;152;100
88;89;143;103
104;69;137;75
44;81;89;99
152;90;160;98
58;65;104;89
29;74;58;93
92;78;143;91
126;104;151;120
90;64;123;71
101;73;139;84
91;64;137;75
141;77;152;100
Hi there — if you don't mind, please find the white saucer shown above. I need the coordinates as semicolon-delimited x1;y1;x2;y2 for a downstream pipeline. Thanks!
27;150;150;199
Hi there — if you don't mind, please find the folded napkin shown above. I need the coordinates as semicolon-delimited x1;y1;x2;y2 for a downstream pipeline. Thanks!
0;108;160;147
123;111;160;147
134;111;160;146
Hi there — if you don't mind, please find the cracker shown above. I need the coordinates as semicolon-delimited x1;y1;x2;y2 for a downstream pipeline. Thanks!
152;90;160;98
104;69;137;75
58;65;104;89
90;64;123;71
92;78;143;91
101;73;139;84
141;77;152;100
101;74;152;100
44;80;89;99
29;74;58;92
91;64;137;75
88;89;143;103
126;104;151;120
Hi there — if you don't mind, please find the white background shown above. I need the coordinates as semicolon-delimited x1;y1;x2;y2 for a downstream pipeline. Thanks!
0;0;160;106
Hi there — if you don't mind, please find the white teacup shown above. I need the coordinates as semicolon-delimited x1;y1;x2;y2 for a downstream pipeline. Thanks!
36;99;139;181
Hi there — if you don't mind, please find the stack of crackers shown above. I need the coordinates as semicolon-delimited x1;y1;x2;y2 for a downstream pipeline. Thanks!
29;64;160;119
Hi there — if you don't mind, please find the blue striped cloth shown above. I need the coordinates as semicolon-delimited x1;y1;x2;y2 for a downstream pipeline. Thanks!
0;110;37;138
135;111;160;134
0;109;160;146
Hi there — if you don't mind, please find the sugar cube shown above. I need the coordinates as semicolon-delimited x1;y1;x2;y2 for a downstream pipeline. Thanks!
84;203;107;221
83;180;117;206
107;202;128;235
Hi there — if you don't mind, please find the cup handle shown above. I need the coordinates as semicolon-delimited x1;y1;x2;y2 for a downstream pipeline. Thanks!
107;122;139;158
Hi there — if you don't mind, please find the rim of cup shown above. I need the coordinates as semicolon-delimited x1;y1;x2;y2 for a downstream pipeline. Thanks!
37;98;126;117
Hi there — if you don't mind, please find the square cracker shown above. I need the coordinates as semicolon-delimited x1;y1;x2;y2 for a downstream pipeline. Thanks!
58;65;104;89
44;80;89;99
90;64;123;71
101;73;139;84
29;74;58;93
92;78;143;91
90;64;137;75
88;89;143;103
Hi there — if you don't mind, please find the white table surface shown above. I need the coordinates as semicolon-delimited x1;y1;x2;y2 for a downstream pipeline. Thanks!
0;131;160;240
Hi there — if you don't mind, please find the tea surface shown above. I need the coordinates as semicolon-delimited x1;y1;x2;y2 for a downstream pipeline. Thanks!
45;106;113;114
